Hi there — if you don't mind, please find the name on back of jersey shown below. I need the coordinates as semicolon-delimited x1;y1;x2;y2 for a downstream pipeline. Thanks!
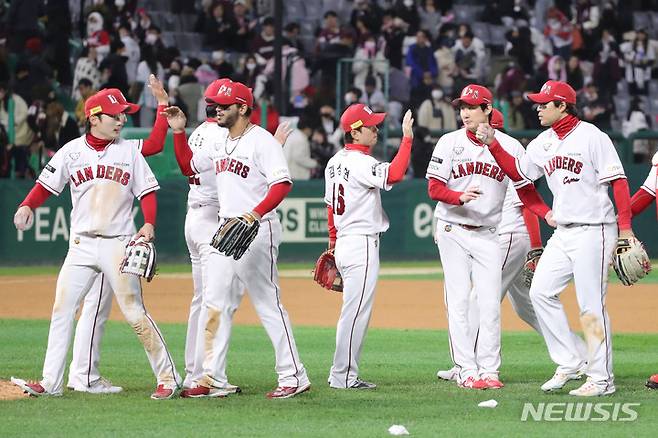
328;163;349;181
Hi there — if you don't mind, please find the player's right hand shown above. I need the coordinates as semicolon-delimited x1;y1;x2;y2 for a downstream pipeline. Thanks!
149;74;169;106
402;109;414;138
13;205;34;231
459;186;481;204
545;210;557;228
274;121;293;145
162;106;187;132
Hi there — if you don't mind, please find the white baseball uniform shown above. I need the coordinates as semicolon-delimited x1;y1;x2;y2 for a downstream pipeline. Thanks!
35;135;180;394
190;124;309;389
182;121;244;389
426;128;524;382
513;120;624;390
639;161;657;199
324;147;391;388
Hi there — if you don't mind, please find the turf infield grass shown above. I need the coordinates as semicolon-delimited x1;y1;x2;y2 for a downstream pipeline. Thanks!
1;320;657;437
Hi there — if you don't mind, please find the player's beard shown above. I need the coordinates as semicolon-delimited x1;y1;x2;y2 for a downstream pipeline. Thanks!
217;110;238;128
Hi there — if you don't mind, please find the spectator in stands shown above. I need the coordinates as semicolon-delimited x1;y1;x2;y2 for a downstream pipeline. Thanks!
505;26;535;75
592;29;621;101
283;117;317;180
314;28;355;88
574;0;600;61
352;35;387;92
250;94;280;135
496;61;527;98
74;78;95;128
353;17;373;46
133;45;164;126
316;10;341;54
0;83;34;179
344;87;363;108
42;101;79;153
451;30;484;92
350;0;383;36
388;67;411;124
417;86;457;131
622;97;652;163
621;29;655;95
578;82;612;130
534;55;566;88
381;13;407;70
230;0;255;53
406;29;437;91
456;24;486;56
506;90;538;130
566;55;584;91
72;46;102;99
419;0;443;39
235;54;262;89
143;25;169;67
284;22;305;56
210;50;234;79
263;43;310;111
118;23;141;84
361;76;387;112
318;105;338;138
177;66;203;127
499;0;531;27
134;8;152;43
13;61;38;106
44;0;72;87
544;7;573;59
99;40;130;97
309;127;333;178
86;12;111;62
7;0;45;54
434;30;456;90
395;0;420;35
201;1;237;51
251;16;276;65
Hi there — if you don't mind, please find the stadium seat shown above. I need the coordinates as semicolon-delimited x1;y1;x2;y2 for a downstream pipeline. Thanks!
488;25;508;47
633;11;652;31
471;22;490;42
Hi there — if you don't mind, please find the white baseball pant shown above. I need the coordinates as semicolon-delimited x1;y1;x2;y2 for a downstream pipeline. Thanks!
329;234;380;388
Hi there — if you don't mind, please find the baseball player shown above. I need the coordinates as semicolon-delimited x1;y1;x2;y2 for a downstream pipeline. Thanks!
172;80;311;398
65;75;173;394
324;105;414;389
11;88;181;400
173;79;293;395
480;80;635;396
628;151;658;390
426;85;530;390
436;109;587;381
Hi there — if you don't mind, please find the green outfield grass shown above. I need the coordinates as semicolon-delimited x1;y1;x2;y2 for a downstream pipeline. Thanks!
1;320;657;437
2;260;658;283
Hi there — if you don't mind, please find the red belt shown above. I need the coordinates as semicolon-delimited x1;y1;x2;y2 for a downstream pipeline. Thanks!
459;224;482;231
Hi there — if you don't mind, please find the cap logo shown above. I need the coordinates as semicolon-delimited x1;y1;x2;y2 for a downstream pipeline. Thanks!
350;120;364;129
89;105;103;116
218;84;232;96
363;106;373;115
462;87;478;99
541;84;552;95
107;94;119;104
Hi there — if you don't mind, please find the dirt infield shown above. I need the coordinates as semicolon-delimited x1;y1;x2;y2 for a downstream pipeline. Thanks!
0;274;656;332
0;380;29;400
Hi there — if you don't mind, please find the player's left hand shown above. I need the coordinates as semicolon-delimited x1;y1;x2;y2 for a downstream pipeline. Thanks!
161;106;187;132
402;109;414;138
149;74;169;106
136;223;155;242
274;121;293;145
476;123;495;145
13;205;34;231
545;210;557;228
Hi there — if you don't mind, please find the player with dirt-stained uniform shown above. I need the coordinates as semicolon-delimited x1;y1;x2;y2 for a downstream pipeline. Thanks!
11;87;182;399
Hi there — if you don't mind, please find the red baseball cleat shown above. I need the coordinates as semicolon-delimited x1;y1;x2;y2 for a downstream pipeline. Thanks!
479;376;505;389
646;374;658;389
180;386;229;398
150;384;176;400
266;382;311;399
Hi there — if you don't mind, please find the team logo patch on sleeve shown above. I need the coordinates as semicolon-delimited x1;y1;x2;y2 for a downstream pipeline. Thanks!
45;164;56;173
431;157;443;164
371;162;387;177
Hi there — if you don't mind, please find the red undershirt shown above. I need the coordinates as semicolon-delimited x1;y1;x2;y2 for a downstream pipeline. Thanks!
630;188;655;217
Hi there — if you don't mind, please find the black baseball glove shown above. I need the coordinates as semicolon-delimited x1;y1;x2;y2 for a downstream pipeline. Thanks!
211;212;260;260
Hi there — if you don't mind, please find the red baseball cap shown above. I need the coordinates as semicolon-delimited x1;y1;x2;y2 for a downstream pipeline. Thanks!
204;78;231;101
205;80;254;108
527;80;576;104
340;104;386;132
490;109;504;129
84;88;140;118
452;84;493;107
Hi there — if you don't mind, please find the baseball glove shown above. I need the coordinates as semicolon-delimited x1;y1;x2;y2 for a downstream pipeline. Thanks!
211;212;260;260
313;249;343;292
119;236;157;282
521;248;543;288
612;237;652;286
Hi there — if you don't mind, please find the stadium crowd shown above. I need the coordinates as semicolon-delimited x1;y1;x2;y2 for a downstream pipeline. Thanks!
1;0;658;180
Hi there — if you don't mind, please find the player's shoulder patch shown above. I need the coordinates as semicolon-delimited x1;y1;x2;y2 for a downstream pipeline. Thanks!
431;156;443;164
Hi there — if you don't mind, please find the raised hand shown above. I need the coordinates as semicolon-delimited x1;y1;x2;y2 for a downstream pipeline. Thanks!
274;121;293;146
402;109;414;138
161;106;187;132
476;122;495;145
149;74;169;106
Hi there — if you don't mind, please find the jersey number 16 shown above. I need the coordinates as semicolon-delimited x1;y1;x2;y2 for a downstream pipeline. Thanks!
332;183;345;215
